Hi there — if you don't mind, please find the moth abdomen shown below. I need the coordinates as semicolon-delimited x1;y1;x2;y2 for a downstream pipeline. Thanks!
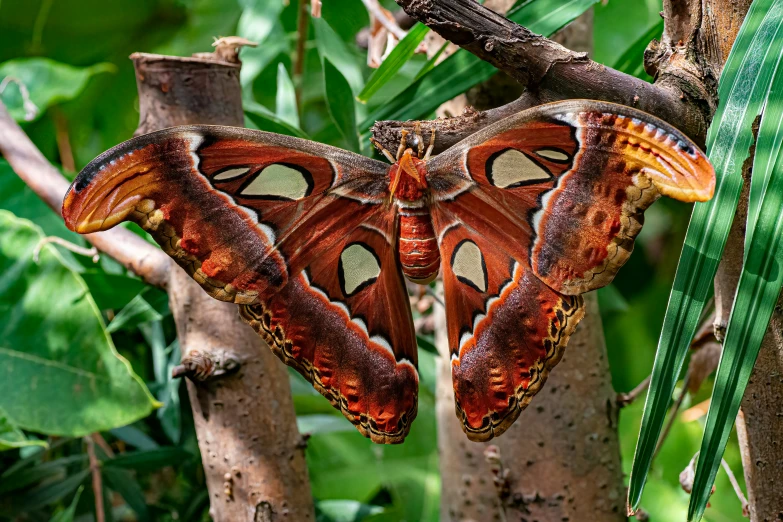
398;207;440;284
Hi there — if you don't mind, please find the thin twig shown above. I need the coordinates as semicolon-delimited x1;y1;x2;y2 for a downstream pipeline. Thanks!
33;235;99;263
84;435;105;522
91;433;115;458
293;0;309;110
617;375;652;407
721;459;750;517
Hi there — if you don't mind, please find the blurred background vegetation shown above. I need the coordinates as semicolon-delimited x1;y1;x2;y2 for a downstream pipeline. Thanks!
0;0;747;520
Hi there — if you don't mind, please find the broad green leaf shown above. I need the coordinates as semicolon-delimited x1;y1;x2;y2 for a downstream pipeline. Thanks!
359;0;598;132
276;63;300;128
689;20;783;519
0;409;47;451
357;23;429;104
245;99;311;138
237;0;287;88
48;486;83;522
0;211;159;436
0;58;113;122
323;57;361;153
312;17;365;95
628;0;783;511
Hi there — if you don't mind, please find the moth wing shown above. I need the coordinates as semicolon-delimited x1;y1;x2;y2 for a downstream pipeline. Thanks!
64;126;418;443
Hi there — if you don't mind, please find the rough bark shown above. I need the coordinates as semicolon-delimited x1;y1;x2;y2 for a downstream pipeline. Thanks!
132;52;314;521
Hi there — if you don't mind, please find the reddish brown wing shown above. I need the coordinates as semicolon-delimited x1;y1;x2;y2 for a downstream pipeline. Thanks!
62;126;418;443
427;100;715;440
434;215;584;441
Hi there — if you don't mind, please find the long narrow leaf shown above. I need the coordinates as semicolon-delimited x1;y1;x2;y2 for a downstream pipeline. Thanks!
359;0;598;133
358;23;429;104
628;0;783;511
688;29;783;521
275;63;299;128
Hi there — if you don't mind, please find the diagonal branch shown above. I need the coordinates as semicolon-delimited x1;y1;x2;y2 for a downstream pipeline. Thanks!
0;102;171;288
385;0;718;150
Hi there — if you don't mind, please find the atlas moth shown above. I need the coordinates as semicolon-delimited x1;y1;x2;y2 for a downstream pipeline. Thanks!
63;100;715;444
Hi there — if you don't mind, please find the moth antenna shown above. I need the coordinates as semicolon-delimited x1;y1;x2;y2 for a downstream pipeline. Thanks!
370;137;396;164
397;130;409;161
423;127;436;161
414;122;424;159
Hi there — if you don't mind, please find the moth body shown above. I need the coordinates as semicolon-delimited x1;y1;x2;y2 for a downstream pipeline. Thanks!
390;148;440;284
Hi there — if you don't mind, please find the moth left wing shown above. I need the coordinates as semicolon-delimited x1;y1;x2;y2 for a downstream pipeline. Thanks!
63;126;418;443
240;209;418;443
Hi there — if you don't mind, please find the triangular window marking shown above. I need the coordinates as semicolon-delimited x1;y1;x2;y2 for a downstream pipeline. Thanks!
339;242;381;296
240;163;314;200
451;239;487;292
533;148;571;163
486;149;553;189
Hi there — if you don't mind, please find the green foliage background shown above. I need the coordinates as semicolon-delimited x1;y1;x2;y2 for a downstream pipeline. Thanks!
0;0;748;520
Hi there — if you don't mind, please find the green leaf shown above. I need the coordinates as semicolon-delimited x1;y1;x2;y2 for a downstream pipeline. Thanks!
106;287;169;332
103;447;192;472
236;0;287;88
297;414;356;436
359;0;597;132
109;425;159;450
49;486;83;522
245;99;311;138
276;63;300;128
312;17;365;95
688;17;783;522
0;211;159;436
357;23;429;104
0;408;48;451
316;500;384;522
628;0;783;511
103;466;150;520
80;272;146;310
19;469;90;511
0;58;113;122
611;19;663;80
323;57;361;153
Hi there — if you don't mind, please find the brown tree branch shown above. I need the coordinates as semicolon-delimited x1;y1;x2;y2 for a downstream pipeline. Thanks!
373;0;736;152
131;51;315;521
0;102;171;288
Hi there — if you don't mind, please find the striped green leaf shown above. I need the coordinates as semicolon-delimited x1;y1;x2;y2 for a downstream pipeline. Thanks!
688;15;783;520
357;23;429;104
359;0;598;133
628;0;783;512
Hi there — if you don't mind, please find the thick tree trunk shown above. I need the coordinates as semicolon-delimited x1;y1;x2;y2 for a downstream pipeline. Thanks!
132;51;314;521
